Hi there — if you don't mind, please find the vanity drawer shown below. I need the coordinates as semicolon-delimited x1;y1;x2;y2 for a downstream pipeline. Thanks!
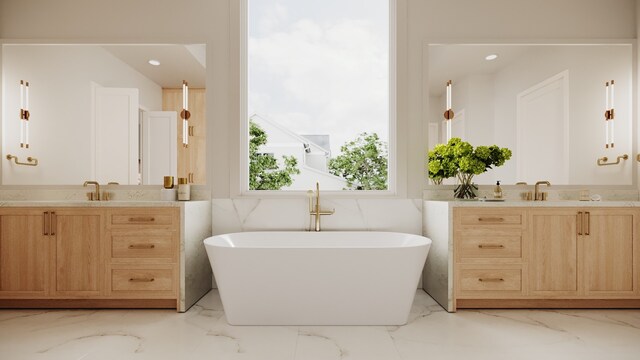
460;213;522;226
459;269;522;292
111;268;174;292
457;232;522;259
111;232;177;260
109;209;177;227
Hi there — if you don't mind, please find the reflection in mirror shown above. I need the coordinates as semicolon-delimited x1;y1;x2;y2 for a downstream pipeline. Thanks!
2;44;206;185
428;44;633;185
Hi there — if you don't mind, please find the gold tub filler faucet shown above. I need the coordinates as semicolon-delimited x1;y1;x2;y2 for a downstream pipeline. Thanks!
307;182;335;232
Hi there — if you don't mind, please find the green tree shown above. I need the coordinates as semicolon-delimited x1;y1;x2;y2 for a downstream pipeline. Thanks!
249;120;300;190
328;132;388;190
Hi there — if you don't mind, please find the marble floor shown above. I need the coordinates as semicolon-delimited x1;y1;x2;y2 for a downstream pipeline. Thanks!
1;290;639;360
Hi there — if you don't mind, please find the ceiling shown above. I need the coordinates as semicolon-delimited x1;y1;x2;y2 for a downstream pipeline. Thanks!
101;44;206;88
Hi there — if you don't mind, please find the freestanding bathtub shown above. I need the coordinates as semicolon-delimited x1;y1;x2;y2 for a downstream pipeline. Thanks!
204;231;431;325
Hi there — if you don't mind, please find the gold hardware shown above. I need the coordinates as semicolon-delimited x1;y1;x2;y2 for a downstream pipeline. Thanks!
478;244;505;249
585;211;590;235
129;278;155;282
308;182;335;231
128;244;155;249
164;176;174;189
478;217;504;222
83;181;100;201
534;181;551;201
128;217;155;222
597;154;628;166
443;109;454;120
107;182;119;185
478;278;504;282
180;109;191;120
178;177;188;185
188;125;194;136
50;212;56;236
43;211;49;236
515;182;527;185
577;211;583;235
101;191;111;201
637;154;640;162
6;154;38;166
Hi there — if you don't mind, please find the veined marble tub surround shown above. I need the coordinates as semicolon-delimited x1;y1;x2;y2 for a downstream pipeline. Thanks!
1;289;639;360
423;186;639;202
0;186;211;202
211;198;423;235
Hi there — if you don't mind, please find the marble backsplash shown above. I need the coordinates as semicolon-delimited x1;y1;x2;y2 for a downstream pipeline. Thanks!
211;198;423;235
424;186;639;201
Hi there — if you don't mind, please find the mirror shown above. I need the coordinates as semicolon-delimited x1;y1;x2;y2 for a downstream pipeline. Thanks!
428;43;634;185
1;44;206;185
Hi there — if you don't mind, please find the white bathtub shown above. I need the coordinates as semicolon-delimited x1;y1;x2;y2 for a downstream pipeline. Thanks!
204;231;431;325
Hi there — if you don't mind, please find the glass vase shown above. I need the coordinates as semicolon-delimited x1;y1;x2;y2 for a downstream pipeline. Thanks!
454;173;477;199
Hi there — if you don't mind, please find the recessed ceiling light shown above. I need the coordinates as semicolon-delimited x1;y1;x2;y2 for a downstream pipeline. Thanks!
485;54;498;61
148;59;161;66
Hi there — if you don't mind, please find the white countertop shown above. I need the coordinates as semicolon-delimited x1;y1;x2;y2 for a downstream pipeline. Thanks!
424;199;640;207
0;200;209;207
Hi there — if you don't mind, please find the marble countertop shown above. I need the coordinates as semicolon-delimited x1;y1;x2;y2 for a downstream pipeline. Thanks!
0;200;209;207
424;199;640;207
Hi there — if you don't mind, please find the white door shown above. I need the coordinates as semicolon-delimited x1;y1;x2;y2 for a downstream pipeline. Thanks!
516;71;569;184
93;87;139;184
141;111;178;185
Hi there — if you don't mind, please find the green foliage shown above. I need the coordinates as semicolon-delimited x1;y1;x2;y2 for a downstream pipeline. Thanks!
427;138;512;182
328;133;388;190
249;120;300;190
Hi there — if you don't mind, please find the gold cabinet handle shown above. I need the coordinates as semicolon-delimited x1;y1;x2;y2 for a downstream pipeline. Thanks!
128;244;156;249
129;277;155;282
577;211;583;235
128;217;155;222
50;212;56;236
584;211;590;235
478;244;505;249
478;217;505;222
478;278;504;282
43;211;49;236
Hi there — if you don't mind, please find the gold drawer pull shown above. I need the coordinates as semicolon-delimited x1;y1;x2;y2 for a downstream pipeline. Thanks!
478;244;505;249
128;244;155;249
478;278;504;282
128;217;155;222
129;277;155;282
478;217;505;222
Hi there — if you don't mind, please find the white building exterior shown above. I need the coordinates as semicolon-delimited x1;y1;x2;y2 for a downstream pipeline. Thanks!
250;114;349;190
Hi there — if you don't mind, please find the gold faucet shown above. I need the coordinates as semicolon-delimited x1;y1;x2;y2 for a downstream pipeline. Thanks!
534;181;551;201
308;182;335;231
516;182;533;201
83;181;100;201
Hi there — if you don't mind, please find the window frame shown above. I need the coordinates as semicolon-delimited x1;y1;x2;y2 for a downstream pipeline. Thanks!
238;0;398;197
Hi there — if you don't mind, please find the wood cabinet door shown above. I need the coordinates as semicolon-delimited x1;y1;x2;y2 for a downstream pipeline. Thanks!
583;210;635;295
0;211;49;296
52;209;104;296
529;209;580;295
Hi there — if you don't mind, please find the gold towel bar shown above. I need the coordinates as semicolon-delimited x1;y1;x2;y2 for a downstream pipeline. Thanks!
6;154;38;166
597;154;628;166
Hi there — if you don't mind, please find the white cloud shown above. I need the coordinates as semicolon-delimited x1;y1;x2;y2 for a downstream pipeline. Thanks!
248;13;389;155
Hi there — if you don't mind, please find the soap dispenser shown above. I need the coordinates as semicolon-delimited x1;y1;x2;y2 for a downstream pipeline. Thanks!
493;181;503;199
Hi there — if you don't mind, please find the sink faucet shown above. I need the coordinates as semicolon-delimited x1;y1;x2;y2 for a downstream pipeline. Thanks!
534;181;551;201
308;182;335;231
83;181;100;201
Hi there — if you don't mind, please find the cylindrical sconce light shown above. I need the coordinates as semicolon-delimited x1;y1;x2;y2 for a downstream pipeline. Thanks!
605;80;615;148
181;80;191;148
443;80;454;141
19;80;30;148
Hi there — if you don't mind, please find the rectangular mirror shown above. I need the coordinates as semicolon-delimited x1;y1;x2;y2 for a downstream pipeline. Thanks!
427;43;634;185
1;44;206;185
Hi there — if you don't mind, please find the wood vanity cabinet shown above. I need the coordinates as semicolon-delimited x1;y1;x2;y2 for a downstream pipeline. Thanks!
454;207;640;310
0;207;180;309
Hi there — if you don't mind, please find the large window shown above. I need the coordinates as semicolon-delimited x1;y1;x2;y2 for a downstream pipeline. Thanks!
246;0;392;191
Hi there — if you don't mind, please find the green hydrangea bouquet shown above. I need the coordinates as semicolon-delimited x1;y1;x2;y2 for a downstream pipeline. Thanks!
427;138;512;199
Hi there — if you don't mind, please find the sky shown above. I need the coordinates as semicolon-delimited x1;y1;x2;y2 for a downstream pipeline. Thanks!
247;0;389;156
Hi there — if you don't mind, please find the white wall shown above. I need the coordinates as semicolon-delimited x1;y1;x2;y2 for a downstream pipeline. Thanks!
0;0;637;193
2;45;162;184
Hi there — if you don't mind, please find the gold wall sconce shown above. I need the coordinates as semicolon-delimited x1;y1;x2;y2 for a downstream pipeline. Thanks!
443;80;453;141
597;154;627;166
181;80;191;148
19;80;30;148
6;154;38;166
604;80;615;148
